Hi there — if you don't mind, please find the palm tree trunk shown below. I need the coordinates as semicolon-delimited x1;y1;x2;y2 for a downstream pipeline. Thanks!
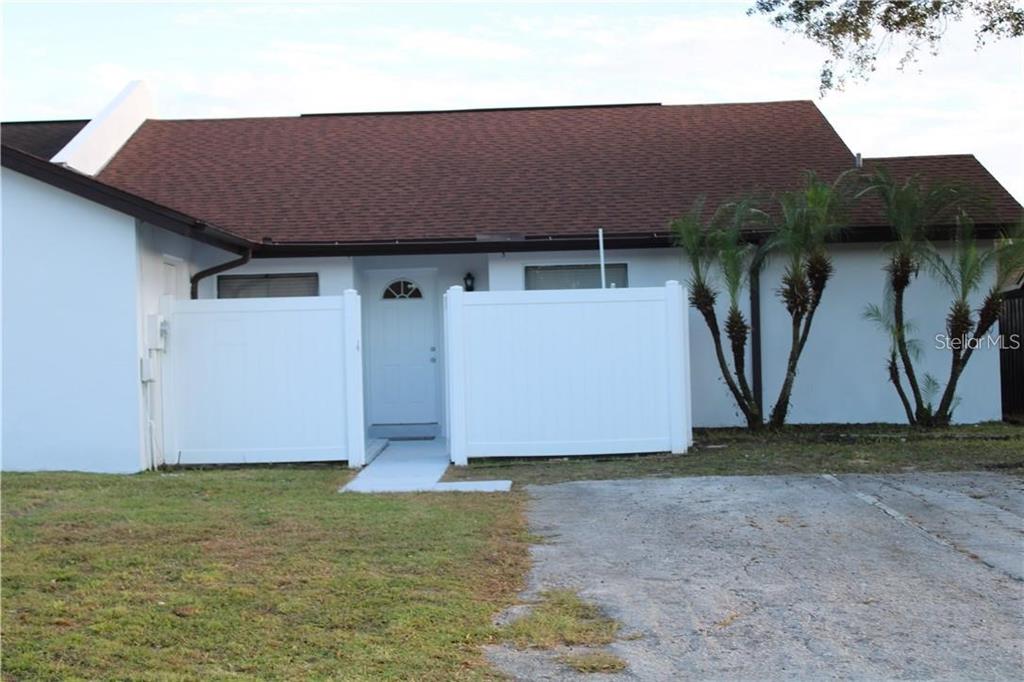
888;353;916;425
726;307;760;422
769;310;804;427
891;273;927;422
933;350;966;426
770;279;830;427
730;340;759;423
698;306;760;428
933;307;1000;424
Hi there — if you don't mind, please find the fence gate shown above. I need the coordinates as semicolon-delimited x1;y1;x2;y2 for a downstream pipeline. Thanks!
444;281;692;465
1001;288;1024;422
159;291;365;466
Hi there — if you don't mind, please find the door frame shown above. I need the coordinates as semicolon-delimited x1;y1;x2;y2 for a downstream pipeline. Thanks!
362;267;442;430
148;254;187;469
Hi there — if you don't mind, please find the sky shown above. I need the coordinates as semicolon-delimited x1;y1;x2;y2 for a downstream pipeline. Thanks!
2;2;1022;200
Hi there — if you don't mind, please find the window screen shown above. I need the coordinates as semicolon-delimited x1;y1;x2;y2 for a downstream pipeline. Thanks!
524;264;628;290
217;273;319;298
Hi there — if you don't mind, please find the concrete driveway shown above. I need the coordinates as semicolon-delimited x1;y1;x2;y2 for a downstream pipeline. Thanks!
489;473;1024;680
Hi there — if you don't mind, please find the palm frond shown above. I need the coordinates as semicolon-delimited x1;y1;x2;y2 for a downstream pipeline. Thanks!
712;200;762;306
672;197;713;290
863;167;967;257
923;212;1000;302
994;219;1024;291
922;374;941;406
863;293;923;361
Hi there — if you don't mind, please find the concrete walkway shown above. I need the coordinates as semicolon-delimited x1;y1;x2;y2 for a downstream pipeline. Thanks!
341;439;511;493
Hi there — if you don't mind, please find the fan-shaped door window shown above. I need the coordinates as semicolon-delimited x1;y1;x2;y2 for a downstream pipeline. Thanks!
382;279;423;299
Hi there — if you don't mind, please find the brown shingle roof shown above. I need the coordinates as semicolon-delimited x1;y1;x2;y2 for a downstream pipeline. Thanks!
6;104;1019;251
1;120;88;160
96;101;864;244
861;155;1021;226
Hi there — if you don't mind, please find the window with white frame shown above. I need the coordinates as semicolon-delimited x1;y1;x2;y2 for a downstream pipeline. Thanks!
217;273;319;298
524;263;628;290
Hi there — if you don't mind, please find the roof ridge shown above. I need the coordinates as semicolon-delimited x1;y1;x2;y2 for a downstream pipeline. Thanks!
300;102;661;117
663;98;815;107
4;100;824;126
165;99;819;123
866;153;978;160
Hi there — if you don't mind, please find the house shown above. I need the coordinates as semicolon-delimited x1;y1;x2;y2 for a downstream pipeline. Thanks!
2;82;1020;474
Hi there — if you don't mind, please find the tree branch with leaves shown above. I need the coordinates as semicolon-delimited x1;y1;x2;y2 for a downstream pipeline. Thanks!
750;0;1024;93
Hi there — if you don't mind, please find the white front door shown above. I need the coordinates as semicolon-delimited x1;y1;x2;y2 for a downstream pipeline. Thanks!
364;269;440;430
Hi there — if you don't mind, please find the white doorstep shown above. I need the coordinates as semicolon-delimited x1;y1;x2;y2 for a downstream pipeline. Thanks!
341;439;510;493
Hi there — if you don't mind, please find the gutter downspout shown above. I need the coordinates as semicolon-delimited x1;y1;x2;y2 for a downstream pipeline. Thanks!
190;249;252;299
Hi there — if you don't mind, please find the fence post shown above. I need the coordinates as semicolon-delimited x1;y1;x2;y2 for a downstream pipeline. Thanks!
665;281;689;453
343;289;367;468
158;295;178;465
680;285;694;447
445;286;469;465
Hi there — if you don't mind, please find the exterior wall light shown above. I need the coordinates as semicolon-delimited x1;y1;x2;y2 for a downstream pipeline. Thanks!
463;272;475;292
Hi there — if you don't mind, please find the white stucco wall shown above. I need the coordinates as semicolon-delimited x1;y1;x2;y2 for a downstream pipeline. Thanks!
194;256;357;299
354;253;490;300
1;169;143;472
488;248;682;290
760;243;1001;424
488;245;1002;426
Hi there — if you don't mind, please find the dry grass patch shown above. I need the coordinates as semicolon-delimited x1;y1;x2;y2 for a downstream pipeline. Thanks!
501;589;620;650
559;651;628;673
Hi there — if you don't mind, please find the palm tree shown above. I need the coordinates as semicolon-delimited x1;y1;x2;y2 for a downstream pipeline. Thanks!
859;169;965;424
863;295;927;424
765;170;856;427
674;199;765;429
923;214;1024;425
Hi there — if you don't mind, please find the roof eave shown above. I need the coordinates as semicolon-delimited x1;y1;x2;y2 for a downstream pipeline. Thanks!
254;233;676;257
253;220;1019;258
5;144;1018;259
1;145;252;255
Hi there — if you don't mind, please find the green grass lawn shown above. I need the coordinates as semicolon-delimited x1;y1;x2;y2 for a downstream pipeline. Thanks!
5;423;1021;679
1;468;529;680
443;422;1024;486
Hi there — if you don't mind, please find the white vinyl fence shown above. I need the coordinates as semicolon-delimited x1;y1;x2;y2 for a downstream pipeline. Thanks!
444;281;692;465
161;291;365;466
